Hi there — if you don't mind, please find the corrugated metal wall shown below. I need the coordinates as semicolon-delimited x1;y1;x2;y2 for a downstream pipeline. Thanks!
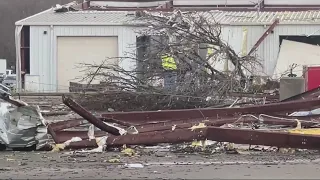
173;0;320;6
220;26;265;75
265;25;320;76
30;24;320;92
30;25;137;92
220;24;320;76
30;26;51;92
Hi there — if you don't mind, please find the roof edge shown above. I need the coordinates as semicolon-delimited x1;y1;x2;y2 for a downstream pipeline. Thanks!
16;8;53;26
16;21;320;26
14;21;145;26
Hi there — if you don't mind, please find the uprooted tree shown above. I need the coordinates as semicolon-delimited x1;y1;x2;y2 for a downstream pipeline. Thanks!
77;10;262;111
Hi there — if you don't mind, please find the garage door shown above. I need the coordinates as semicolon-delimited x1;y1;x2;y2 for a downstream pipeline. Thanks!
57;36;118;92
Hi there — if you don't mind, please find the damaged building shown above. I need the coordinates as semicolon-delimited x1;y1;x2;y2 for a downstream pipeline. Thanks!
5;1;320;178
14;0;320;93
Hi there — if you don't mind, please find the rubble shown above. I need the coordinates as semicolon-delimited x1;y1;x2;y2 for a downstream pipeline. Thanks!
43;87;320;153
3;85;320;155
0;91;49;150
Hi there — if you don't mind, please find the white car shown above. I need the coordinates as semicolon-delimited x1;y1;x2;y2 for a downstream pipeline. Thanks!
2;75;16;90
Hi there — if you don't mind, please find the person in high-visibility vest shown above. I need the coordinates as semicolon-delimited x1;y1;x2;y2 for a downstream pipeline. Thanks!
161;54;177;70
161;53;177;90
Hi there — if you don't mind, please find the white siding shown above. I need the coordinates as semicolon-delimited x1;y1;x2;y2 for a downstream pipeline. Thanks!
30;26;51;91
30;23;320;92
220;24;320;76
265;25;320;76
220;25;265;75
30;25;137;92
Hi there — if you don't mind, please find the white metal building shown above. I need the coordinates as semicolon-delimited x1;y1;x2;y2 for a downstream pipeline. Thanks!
15;9;320;92
15;10;138;92
203;11;320;76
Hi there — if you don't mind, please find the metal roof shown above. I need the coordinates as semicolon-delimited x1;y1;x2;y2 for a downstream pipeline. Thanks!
16;9;137;26
90;1;167;8
201;10;320;25
16;9;320;26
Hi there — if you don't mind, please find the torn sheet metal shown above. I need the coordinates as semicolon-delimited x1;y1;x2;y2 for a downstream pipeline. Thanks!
206;127;320;150
289;108;320;117
272;114;320;121
102;99;320;123
0;102;49;150
54;2;80;12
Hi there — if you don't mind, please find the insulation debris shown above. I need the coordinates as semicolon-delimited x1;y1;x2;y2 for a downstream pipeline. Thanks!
121;147;136;157
288;128;320;135
51;137;82;152
189;123;207;131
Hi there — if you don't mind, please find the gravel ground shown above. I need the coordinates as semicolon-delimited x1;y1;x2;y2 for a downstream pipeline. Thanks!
0;151;320;179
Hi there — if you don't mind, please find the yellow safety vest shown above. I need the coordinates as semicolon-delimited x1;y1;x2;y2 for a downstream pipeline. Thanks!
207;44;214;57
161;54;177;70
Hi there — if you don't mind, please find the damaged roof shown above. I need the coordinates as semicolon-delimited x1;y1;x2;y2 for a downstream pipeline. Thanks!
201;10;320;25
16;8;320;26
15;9;138;26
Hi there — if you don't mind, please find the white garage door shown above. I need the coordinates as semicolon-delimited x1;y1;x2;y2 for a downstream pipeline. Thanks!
57;36;118;92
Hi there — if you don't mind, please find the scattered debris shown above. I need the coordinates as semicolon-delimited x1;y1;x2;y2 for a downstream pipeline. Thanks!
124;163;144;168
3;83;320;159
121;146;136;157
108;158;121;163
53;2;80;13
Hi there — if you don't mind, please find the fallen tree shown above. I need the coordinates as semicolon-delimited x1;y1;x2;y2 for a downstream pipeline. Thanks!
77;10;262;110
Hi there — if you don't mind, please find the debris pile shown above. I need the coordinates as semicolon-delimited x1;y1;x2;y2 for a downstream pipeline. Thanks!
0;89;49;151
2;87;320;153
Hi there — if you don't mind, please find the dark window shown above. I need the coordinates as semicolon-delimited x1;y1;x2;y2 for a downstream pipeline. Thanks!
279;35;320;46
